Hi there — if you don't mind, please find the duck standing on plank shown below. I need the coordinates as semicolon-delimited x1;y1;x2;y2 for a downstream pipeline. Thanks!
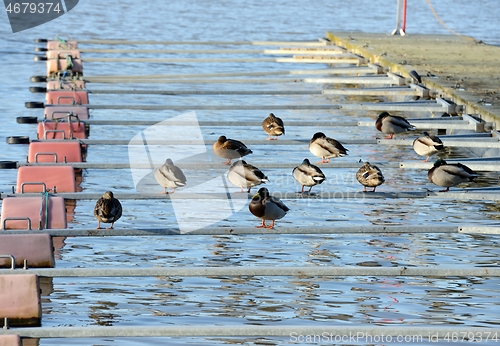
249;187;289;229
154;158;187;194
356;161;385;192
413;131;445;162
292;158;326;194
262;113;285;140
428;159;477;192
212;135;252;165
227;160;268;193
375;111;415;139
94;191;122;229
309;132;348;164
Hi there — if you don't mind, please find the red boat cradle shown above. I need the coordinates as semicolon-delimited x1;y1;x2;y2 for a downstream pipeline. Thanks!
46;40;78;50
46;57;83;76
1;195;67;229
0;274;41;327
37;120;88;139
0;234;55;268
28;141;83;163
46;49;81;59
45;90;89;105
46;79;86;90
16;166;76;193
44;105;89;120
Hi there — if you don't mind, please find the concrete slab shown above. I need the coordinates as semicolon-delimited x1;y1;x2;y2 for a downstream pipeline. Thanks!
325;32;500;125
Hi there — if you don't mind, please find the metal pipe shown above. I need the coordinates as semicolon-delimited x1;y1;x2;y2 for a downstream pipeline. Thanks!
74;48;346;55
401;0;408;34
2;325;496;338
75;40;329;46
1;266;498;278
391;0;403;35
0;225;461;237
62;57;360;64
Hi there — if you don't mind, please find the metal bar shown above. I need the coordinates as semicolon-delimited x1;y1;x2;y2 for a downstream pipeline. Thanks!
85;89;323;95
75;48;347;55
0;191;428;201
1;266;498;278
378;139;500;148
322;86;420;96
84;76;393;84
75;66;381;81
3;226;500;237
2;325;497;338
4;188;500;201
49;104;343;110
0;225;462;237
75;40;329;46
69;57;360;64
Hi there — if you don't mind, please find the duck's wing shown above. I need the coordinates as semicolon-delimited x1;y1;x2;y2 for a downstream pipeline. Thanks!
266;196;290;212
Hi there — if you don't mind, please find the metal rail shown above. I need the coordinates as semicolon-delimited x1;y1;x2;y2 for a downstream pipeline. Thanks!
68;56;363;64
75;40;330;46
1;266;499;277
0;226;498;237
3;189;500;201
3;325;497;339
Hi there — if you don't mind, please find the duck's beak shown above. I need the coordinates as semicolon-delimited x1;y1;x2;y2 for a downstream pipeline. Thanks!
252;192;260;199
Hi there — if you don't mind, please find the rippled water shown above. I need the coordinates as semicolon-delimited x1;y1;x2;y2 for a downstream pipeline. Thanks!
1;1;500;345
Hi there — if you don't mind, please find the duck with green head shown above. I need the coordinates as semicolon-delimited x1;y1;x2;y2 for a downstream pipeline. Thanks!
428;159;477;192
375;111;415;139
292;158;326;193
249;187;289;229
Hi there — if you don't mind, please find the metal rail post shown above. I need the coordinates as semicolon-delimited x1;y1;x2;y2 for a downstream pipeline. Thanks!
391;0;407;36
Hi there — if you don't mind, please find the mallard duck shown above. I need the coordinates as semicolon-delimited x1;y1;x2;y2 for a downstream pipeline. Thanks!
262;113;285;140
292;158;326;193
356;162;385;192
94;191;122;229
227;160;268;193
212;135;252;165
375;112;415;139
309;132;348;164
413;131;445;162
154;158;187;194
249;187;290;229
428;159;477;192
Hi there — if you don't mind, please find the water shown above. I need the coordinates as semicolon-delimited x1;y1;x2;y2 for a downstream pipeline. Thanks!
1;1;500;345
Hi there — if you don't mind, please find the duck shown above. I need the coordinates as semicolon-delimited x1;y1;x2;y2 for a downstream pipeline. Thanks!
212;135;252;165
227;160;268;193
94;191;122;229
292;158;326;193
356;161;385;192
154;158;187;194
262;113;285;140
375;111;415;139
413;131;445;162
249;187;290;229
409;70;422;84
309;132;348;164
428;159;477;192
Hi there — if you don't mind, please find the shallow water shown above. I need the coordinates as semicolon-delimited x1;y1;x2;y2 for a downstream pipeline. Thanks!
1;1;500;345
